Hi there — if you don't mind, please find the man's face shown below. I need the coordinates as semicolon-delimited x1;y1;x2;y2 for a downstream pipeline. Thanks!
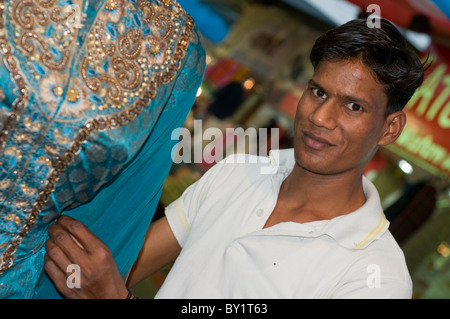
294;59;399;176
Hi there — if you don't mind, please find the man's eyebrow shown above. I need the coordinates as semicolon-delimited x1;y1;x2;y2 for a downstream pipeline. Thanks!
307;79;324;91
307;79;329;96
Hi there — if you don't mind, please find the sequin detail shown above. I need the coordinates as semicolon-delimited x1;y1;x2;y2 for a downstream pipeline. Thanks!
0;0;195;274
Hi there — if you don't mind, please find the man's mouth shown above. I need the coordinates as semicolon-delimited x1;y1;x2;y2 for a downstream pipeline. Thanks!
302;131;335;150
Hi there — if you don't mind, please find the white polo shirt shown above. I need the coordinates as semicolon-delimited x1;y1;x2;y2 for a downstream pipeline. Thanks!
156;149;412;299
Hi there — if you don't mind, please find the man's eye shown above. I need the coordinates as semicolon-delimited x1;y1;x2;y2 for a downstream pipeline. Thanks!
312;88;326;98
346;103;363;112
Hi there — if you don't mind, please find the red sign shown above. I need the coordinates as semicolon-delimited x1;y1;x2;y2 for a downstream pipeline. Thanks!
277;86;303;118
389;43;450;179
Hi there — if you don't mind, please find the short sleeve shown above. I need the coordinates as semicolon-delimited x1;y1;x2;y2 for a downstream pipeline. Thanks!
165;160;226;247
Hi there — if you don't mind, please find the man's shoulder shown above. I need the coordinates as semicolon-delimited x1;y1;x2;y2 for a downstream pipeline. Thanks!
219;153;271;165
212;153;273;176
359;229;411;281
213;149;294;174
192;153;274;192
371;230;409;261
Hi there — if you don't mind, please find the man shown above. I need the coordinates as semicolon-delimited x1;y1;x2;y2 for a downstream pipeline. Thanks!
43;18;425;298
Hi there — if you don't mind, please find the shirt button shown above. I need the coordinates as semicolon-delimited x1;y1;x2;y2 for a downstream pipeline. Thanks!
256;209;264;217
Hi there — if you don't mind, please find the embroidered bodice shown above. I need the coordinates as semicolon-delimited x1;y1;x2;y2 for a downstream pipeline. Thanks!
0;0;205;298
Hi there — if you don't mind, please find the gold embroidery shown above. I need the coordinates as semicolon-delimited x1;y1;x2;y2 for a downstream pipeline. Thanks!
12;0;49;30
161;0;173;7
13;133;33;144
44;144;61;156
98;23;116;57
105;0;119;11
50;6;77;23
154;13;173;40
37;0;57;8
20;31;70;71
112;57;142;90
81;26;147;105
12;0;79;75
23;116;42;131
80;0;184;109
5;147;23;160
80;58;124;105
138;0;156;24
4;214;21;225
101;0;125;23
82;19;147;105
118;29;142;60
0;0;195;276
67;88;79;103
20;183;36;196
36;156;52;166
53;86;63;96
0;35;29;153
0;180;10;190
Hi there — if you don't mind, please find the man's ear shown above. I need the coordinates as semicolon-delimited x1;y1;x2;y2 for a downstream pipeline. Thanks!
378;111;407;146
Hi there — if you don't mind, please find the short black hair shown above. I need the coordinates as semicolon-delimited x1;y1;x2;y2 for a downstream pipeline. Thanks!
310;18;426;116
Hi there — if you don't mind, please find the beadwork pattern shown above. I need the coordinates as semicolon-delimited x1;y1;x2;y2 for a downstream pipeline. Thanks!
0;0;194;274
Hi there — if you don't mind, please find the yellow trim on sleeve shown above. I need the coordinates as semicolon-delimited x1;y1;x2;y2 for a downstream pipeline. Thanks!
175;199;191;234
353;213;386;249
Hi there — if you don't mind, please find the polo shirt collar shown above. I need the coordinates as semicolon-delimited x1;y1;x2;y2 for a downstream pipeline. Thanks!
266;148;390;250
267;148;295;178
322;178;389;249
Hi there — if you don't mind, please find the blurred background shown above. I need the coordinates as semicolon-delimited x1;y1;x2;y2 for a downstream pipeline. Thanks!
132;0;450;299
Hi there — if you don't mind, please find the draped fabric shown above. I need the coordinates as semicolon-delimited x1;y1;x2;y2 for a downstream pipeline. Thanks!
177;0;229;43
0;0;205;298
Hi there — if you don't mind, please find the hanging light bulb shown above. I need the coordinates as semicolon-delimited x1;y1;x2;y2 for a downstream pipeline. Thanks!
398;160;414;174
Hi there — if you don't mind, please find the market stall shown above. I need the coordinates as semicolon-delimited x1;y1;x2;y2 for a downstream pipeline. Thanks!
135;0;450;299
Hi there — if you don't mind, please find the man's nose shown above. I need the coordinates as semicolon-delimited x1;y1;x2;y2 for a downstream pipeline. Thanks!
309;100;338;130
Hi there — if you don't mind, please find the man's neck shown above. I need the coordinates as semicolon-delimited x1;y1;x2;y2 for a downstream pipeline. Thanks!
264;165;367;227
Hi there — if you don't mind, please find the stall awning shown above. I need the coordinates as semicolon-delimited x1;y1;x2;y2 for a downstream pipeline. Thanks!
347;0;450;40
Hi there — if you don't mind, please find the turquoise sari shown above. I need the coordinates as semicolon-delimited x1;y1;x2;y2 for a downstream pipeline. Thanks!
0;0;205;298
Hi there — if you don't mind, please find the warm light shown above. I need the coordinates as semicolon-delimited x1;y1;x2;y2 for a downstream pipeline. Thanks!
398;160;413;175
205;55;212;65
196;87;202;97
243;78;255;90
437;242;450;257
